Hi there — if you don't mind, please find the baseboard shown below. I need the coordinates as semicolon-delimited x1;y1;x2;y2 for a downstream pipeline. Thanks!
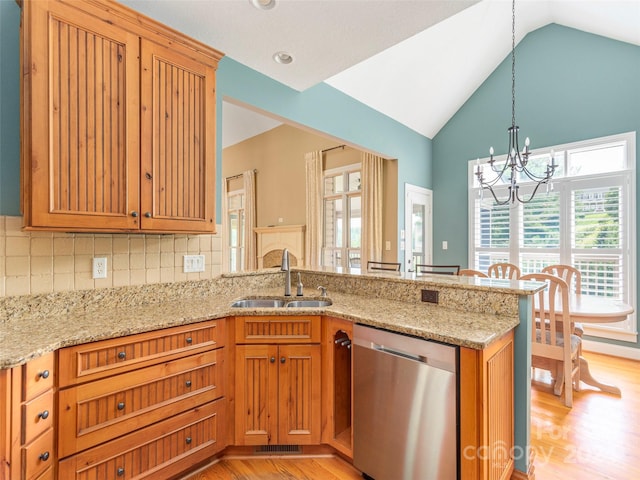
583;340;640;360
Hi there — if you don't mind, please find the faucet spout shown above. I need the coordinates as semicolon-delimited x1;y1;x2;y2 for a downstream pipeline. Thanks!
281;248;291;296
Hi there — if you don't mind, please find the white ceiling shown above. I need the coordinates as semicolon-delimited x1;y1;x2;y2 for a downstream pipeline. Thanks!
120;0;640;145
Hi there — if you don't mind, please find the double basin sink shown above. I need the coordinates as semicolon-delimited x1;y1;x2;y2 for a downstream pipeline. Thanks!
231;297;332;308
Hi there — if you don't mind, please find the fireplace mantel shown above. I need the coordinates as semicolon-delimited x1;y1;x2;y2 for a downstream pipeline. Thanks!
255;225;306;268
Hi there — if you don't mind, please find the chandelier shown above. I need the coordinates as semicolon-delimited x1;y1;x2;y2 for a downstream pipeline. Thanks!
475;0;557;205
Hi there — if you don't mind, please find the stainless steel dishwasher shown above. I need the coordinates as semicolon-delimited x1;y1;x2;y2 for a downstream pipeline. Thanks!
353;324;458;480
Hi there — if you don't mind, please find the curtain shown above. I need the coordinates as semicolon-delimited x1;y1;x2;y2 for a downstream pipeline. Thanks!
221;176;229;272
361;152;384;267
243;170;257;270
305;151;323;268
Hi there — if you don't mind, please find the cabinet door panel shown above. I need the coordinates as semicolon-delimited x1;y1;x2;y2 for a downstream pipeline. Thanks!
25;1;140;230
140;39;216;232
234;345;278;445
278;344;321;445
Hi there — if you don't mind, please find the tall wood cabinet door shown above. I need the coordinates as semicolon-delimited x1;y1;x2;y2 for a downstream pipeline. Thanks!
23;1;140;230
278;344;321;445
234;345;278;445
140;39;217;233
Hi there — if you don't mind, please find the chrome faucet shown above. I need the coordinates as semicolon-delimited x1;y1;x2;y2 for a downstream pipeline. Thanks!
281;248;291;296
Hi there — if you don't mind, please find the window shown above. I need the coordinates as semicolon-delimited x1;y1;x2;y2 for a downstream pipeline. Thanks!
469;132;636;342
322;165;361;268
227;189;245;272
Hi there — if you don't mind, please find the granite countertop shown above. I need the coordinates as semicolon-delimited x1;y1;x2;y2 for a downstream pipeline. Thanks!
0;270;539;369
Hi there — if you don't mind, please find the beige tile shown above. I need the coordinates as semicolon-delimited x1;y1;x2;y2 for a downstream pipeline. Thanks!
173;267;187;282
29;231;53;239
199;235;212;252
74;273;95;291
6;256;30;276
113;270;130;287
160;236;174;252
30;275;53;295
31;237;53;256
145;236;160;253
54;237;74;256
174;253;184;269
6;236;30;256
160;267;174;283
74;255;93;273
130;269;146;285
94;276;113;289
31;256;53;275
174;236;187;253
161;252;174;268
112;253;130;271
211;250;222;267
5;275;30;296
145;268;161;284
53;273;75;292
212;235;222;252
75;236;95;255
187;236;200;253
54;255;75;274
113;236;130;254
94;237;113;255
0;215;5;234
145;253;160;269
211;264;222;277
130;237;145;254
130;253;145;270
0;278;4;297
4;216;26;236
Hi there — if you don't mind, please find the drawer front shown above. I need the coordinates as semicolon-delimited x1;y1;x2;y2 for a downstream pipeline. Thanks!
22;428;54;480
22;353;55;401
58;319;224;386
22;390;54;445
58;350;223;458
236;316;321;344
58;400;225;480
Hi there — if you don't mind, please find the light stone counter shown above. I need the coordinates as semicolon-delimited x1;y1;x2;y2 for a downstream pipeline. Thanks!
0;268;544;369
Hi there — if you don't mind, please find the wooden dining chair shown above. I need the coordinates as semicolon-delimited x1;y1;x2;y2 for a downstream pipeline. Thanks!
488;262;521;279
366;261;401;272
542;264;585;338
458;268;488;278
521;273;581;407
415;264;460;275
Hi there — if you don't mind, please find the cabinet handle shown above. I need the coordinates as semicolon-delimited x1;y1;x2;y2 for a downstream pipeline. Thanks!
38;410;50;420
186;337;193;344
280;357;286;364
38;370;50;379
118;351;126;360
117;402;125;411
131;211;138;217
186;437;192;445
270;357;275;363
39;451;50;462
185;380;192;388
144;212;152;218
117;467;125;476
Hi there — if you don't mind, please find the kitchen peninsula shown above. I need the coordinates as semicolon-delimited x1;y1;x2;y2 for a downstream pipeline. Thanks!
0;269;542;480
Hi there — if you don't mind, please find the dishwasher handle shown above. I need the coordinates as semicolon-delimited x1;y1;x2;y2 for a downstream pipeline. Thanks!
374;344;428;364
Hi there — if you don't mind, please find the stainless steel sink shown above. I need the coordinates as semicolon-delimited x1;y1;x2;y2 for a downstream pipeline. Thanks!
230;299;286;308
286;299;332;308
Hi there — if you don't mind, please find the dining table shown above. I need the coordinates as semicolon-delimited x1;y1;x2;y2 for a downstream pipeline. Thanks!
534;293;634;396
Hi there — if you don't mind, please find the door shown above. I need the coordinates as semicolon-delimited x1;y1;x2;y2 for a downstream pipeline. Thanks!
404;184;432;272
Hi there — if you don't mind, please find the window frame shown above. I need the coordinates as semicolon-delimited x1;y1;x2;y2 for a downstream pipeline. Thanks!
468;132;637;343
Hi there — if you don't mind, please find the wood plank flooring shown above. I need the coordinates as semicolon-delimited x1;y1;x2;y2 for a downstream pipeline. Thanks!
184;351;639;480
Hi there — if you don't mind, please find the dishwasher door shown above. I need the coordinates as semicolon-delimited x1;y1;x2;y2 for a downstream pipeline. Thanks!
353;324;458;480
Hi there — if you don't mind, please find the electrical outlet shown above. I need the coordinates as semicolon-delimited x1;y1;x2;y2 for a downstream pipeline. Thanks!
92;257;108;279
421;289;439;304
183;254;205;273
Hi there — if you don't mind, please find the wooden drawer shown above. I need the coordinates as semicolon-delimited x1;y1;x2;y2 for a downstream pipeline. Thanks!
32;466;54;480
58;319;224;386
58;399;225;480
58;349;223;458
22;353;54;401
22;390;54;445
22;428;54;480
235;316;321;344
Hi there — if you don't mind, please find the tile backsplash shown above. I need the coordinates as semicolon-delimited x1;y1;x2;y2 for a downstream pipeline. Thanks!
0;216;223;297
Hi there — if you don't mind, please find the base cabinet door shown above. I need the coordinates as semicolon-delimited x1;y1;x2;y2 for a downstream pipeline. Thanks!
235;344;321;446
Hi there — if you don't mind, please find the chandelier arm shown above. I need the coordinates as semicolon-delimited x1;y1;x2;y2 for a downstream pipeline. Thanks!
484;184;513;206
515;179;547;204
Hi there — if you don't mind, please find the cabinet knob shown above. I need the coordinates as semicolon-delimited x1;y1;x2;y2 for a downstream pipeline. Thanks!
38;410;50;420
38;370;50;379
270;357;275;363
280;357;286;364
39;451;50;462
186;337;193;344
186;437;192;445
185;380;192;388
131;211;138;217
144;212;152;218
118;351;126;360
117;402;125;411
145;172;152;180
117;467;125;476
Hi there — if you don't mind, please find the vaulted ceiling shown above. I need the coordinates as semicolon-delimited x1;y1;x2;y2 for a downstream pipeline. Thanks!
120;0;640;146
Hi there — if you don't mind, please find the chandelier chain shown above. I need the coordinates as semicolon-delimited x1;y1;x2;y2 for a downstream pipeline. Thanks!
511;0;516;128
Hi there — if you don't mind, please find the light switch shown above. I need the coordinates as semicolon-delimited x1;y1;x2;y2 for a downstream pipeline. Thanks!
442;241;448;250
385;241;391;251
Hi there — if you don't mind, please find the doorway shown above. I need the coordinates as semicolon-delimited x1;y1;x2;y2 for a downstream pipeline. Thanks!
404;184;432;273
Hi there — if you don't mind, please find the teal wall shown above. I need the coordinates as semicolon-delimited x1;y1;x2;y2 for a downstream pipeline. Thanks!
216;57;431;263
0;0;431;265
433;24;640;348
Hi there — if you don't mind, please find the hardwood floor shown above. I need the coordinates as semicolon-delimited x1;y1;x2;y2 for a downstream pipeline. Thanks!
184;351;638;480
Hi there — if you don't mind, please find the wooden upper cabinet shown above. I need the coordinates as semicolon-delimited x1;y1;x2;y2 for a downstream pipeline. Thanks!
20;0;223;233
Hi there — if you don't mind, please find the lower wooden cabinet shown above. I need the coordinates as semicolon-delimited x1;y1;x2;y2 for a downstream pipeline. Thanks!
234;342;321;446
58;399;224;480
